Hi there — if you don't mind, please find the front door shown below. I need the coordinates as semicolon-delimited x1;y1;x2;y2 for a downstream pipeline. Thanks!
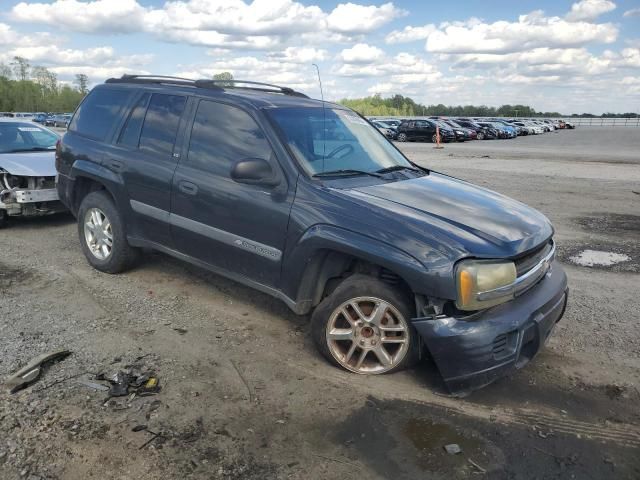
170;99;293;288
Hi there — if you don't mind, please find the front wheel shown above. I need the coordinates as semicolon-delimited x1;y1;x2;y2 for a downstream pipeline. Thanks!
311;274;420;375
396;133;407;142
477;132;484;140
77;191;139;273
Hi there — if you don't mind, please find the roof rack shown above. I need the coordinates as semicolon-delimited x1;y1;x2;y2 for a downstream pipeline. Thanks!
105;74;198;87
105;75;308;98
194;79;309;98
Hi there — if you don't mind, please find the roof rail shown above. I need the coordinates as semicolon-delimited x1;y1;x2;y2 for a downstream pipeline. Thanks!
105;74;200;87
194;79;309;98
106;75;309;98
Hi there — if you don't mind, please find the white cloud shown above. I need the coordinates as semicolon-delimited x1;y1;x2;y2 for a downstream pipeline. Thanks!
11;0;145;33
426;10;618;54
143;0;324;35
10;0;405;47
0;23;13;45
367;82;394;94
339;43;384;64
623;8;640;18
385;24;436;44
267;47;328;63
566;0;616;22
327;2;406;33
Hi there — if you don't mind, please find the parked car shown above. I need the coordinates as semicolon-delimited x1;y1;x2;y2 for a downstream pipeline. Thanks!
53;114;72;128
0;119;65;227
371;120;397;140
33;113;48;124
565;121;575;129
476;121;509;139
56;75;568;394
13;112;35;119
455;119;497;140
487;119;518;138
396;119;455;143
438;118;476;141
509;121;534;135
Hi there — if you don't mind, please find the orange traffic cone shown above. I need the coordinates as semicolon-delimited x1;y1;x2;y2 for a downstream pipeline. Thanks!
433;124;444;149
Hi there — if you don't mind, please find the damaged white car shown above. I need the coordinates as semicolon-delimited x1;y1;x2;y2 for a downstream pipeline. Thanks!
0;119;66;228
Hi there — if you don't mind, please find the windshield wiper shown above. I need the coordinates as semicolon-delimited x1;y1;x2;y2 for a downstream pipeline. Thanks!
313;169;383;179
375;165;421;174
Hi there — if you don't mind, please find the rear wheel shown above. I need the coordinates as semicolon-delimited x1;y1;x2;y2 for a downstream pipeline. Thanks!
477;132;484;140
396;133;407;142
77;191;139;273
431;134;438;143
311;274;420;375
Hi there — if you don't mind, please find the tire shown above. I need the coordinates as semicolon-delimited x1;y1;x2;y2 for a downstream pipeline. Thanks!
77;190;139;274
0;209;7;229
431;134;438;143
477;132;484;140
311;274;420;375
397;133;407;142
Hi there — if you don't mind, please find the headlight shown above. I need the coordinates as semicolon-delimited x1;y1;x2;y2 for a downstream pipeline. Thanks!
456;259;516;311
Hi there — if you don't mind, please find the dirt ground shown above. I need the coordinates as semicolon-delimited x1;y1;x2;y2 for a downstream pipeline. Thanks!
1;127;639;480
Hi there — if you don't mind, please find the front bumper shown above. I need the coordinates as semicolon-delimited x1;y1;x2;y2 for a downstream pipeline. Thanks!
413;260;568;395
0;187;64;217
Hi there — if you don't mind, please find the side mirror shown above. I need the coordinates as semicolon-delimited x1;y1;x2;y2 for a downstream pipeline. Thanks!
231;158;279;187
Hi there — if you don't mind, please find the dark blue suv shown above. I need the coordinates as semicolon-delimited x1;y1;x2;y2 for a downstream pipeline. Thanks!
56;75;568;394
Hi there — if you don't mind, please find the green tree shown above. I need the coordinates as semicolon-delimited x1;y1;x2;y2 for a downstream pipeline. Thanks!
10;56;30;81
213;71;234;86
75;74;89;95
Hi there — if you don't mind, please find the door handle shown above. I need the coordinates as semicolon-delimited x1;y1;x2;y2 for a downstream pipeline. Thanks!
107;160;123;172
178;181;198;195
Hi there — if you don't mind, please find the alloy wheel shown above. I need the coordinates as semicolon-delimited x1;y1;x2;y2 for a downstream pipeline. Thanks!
84;207;113;260
397;133;407;142
325;296;410;374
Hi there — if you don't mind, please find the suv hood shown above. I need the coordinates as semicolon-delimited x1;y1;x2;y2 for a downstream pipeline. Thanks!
344;173;552;257
0;151;57;176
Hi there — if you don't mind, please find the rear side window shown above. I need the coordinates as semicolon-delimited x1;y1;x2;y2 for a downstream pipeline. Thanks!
69;88;130;141
118;92;150;147
186;100;271;176
139;94;186;156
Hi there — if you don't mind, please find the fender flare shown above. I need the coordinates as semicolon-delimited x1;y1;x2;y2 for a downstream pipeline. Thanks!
282;224;436;313
68;160;126;213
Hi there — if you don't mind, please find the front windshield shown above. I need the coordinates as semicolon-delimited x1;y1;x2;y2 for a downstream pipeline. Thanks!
266;107;413;176
446;119;462;128
0;123;58;153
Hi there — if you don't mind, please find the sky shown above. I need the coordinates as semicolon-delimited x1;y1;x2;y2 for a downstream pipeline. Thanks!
0;0;639;114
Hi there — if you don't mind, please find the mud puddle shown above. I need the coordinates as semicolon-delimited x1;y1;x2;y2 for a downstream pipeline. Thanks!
332;396;640;479
574;213;640;234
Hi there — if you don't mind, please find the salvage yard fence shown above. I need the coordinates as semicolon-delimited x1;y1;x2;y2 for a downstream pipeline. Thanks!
556;117;640;127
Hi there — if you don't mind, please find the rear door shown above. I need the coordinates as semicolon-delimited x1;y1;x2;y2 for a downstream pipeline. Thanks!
170;99;293;287
108;91;187;246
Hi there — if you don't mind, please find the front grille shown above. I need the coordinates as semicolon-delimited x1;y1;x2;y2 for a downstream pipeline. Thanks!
515;240;553;277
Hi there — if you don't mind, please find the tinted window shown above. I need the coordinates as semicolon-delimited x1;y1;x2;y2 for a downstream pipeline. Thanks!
69;88;130;141
139;94;186;156
187;100;271;175
118;92;150;147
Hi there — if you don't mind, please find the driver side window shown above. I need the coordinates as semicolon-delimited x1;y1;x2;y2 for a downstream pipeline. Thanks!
187;100;273;177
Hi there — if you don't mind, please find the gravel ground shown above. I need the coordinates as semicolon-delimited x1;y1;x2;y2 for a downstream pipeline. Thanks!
1;126;639;480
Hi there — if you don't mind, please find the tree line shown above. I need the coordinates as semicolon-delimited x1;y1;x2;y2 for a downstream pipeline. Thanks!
338;94;638;118
0;57;88;113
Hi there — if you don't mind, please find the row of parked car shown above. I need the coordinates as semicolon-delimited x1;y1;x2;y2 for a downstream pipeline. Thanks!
0;111;72;128
370;117;575;143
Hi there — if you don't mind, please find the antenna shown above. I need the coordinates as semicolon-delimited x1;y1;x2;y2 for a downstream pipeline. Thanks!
312;63;327;171
312;63;324;102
